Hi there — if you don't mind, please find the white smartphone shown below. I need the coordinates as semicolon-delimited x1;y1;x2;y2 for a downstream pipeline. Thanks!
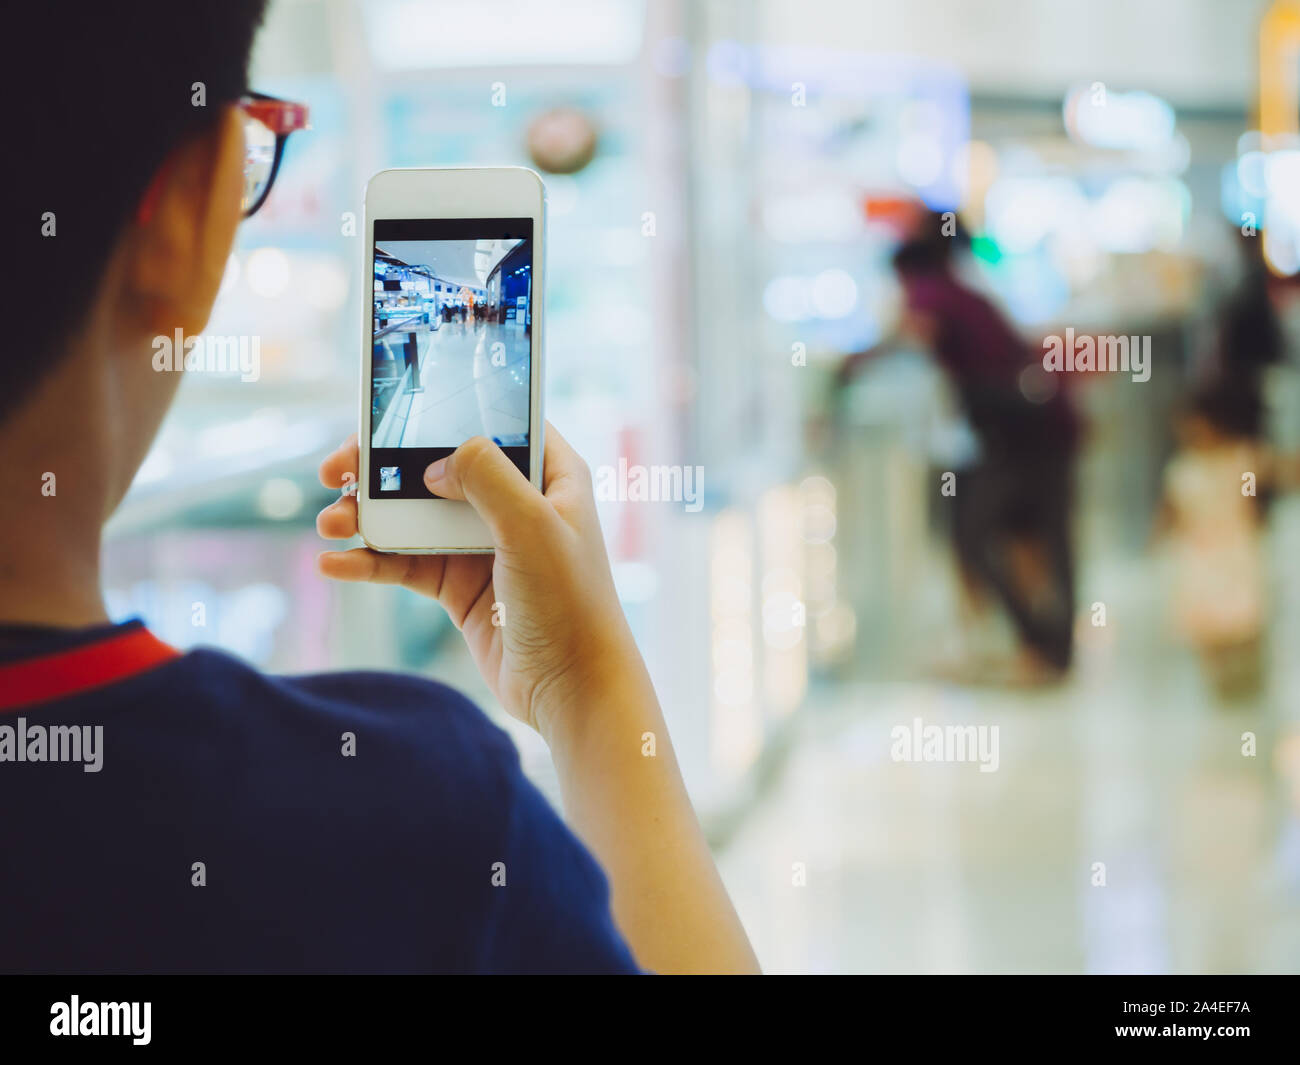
357;166;545;553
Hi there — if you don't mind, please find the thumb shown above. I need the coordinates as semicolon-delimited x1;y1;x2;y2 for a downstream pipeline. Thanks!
424;437;547;546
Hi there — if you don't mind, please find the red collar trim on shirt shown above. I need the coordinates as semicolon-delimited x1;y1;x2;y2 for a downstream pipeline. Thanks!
0;627;181;712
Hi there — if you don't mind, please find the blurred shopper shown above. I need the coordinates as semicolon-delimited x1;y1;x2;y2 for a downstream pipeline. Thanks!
1190;228;1285;455
2;1;756;975
837;212;1080;682
1203;229;1285;391
1154;228;1284;702
1155;231;1287;700
1158;380;1268;699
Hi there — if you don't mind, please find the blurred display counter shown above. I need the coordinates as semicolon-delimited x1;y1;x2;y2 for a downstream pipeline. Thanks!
825;352;959;680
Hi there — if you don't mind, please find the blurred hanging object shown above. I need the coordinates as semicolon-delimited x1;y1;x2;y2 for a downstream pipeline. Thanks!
858;195;926;240
526;107;599;174
1260;0;1300;144
1258;0;1300;275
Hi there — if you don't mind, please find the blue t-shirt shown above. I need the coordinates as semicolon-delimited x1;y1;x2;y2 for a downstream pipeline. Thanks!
0;619;640;974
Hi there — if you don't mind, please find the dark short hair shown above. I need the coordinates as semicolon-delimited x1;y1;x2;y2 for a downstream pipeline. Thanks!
891;209;970;276
6;1;268;422
1186;374;1265;440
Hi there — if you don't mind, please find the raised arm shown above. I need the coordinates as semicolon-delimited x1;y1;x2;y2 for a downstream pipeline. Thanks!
316;426;759;974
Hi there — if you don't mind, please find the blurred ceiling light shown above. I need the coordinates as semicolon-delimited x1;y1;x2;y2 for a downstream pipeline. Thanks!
1167;132;1192;174
1264;225;1300;275
712;665;754;707
814;603;856;653
1133;131;1191;176
257;477;304;521
806;539;837;581
985;177;1085;255
761;603;804;652
764;271;858;322
1089;178;1189;253
897;133;945;188
1063;85;1176;151
810;268;858;318
761;191;864;243
713;640;752;684
1263;150;1300;275
801;503;836;544
799;475;836;509
1266;150;1300;216
763;275;811;322
1238;150;1270;199
713;572;752;618
761;566;802;600
246;247;291;299
363;0;643;69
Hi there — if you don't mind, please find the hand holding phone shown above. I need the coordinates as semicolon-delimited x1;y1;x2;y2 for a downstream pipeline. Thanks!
317;424;761;974
359;166;546;553
317;424;636;738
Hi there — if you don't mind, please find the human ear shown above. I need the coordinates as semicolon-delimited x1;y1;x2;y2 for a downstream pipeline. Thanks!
122;105;245;341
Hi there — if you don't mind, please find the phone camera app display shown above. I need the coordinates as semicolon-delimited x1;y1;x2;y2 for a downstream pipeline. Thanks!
368;218;533;499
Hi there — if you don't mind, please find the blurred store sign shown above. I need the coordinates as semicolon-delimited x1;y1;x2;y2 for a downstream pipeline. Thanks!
725;44;969;209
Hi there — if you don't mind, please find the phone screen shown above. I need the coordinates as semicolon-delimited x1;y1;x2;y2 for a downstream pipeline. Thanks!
369;218;533;499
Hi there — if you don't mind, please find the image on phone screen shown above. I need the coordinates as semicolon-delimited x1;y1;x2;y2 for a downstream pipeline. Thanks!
369;217;533;499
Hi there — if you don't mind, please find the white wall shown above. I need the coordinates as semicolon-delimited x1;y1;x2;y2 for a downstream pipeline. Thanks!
760;0;1273;108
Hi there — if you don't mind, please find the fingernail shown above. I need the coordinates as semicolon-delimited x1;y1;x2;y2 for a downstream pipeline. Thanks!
424;458;447;487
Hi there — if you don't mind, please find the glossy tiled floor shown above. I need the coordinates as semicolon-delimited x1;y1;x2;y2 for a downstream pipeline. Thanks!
434;437;1300;974
715;518;1300;974
401;319;530;446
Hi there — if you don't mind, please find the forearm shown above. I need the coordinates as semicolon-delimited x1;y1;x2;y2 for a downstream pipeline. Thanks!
540;648;760;975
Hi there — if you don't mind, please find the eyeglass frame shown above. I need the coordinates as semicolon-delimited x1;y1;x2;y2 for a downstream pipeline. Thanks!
238;91;310;218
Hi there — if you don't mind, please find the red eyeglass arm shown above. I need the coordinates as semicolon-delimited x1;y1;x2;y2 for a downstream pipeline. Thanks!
239;97;310;135
136;97;309;224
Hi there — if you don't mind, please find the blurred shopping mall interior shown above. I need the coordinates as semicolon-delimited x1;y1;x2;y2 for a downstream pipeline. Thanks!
107;0;1300;972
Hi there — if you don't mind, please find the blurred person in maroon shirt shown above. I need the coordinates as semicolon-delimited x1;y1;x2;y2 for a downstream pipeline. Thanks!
838;211;1080;684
